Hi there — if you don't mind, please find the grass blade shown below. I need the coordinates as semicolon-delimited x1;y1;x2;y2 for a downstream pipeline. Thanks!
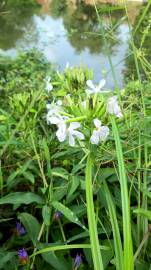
86;155;104;270
103;180;123;270
110;116;134;270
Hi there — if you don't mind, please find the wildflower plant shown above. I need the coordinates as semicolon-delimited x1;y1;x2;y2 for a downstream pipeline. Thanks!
46;76;124;270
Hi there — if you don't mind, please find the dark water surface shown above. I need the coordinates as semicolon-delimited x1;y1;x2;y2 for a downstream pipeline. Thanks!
0;0;144;88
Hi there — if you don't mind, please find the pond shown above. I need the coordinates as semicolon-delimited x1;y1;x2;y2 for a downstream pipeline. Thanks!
0;0;145;88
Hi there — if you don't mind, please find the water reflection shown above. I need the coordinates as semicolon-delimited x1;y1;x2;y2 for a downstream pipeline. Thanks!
0;0;143;87
0;1;39;50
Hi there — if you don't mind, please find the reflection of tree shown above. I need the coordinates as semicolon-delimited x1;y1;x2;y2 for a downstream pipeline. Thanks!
50;0;67;19
50;0;125;54
124;5;151;81
0;0;39;50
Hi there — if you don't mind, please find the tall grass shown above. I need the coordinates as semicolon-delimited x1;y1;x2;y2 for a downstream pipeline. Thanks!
85;156;104;270
111;117;134;270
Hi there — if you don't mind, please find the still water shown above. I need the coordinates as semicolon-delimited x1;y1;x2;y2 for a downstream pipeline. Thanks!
0;0;143;88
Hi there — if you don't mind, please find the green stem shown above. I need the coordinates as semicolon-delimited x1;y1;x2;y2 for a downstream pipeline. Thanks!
58;219;66;242
110;116;134;270
86;155;104;270
65;116;86;123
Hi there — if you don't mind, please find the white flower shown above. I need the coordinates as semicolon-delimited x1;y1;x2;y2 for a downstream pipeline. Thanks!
56;122;85;146
107;96;123;118
46;101;62;124
90;119;109;145
86;79;106;95
56;121;67;142
45;76;53;92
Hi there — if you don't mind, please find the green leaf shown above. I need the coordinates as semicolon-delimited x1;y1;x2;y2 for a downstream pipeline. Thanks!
52;201;87;231
42;205;51;226
103;181;123;270
111;117;134;270
7;159;33;188
133;208;151;221
0;192;44;205
86;156;104;270
51;168;69;180
18;212;41;245
42;139;51;178
41;250;69;270
23;171;35;184
66;176;79;201
0;252;16;269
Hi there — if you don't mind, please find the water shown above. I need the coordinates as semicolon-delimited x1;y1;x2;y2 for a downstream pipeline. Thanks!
0;0;143;88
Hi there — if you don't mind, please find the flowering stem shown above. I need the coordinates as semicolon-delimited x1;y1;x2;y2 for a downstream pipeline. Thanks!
65;116;87;123
85;155;104;270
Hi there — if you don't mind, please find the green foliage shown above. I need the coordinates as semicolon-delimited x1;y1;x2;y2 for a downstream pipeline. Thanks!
1;7;151;267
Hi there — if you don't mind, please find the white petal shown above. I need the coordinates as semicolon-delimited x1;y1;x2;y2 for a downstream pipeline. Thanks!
72;130;85;140
46;103;52;110
86;88;94;95
47;116;60;125
90;130;100;145
68;134;75;146
93;118;101;129
45;76;51;83
98;79;106;90
68;122;80;132
116;112;123;118
107;96;122;118
56;123;67;142
86;80;95;90
56;100;62;106
99;126;109;141
46;83;53;92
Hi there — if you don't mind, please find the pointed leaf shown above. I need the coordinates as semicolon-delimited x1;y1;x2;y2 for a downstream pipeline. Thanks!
0;192;44;205
52;201;87;231
18;212;41;245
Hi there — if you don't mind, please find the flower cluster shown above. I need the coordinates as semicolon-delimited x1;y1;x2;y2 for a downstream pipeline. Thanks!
46;77;123;146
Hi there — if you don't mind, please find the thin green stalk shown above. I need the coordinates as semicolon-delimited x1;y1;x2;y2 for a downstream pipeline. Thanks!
0;160;3;197
30;222;45;269
86;155;104;270
103;181;123;270
30;244;109;258
142;126;148;250
124;4;145;115
58;219;66;242
133;0;151;35
137;132;141;246
31;135;48;188
111;116;134;270
93;0;119;94
134;230;150;262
